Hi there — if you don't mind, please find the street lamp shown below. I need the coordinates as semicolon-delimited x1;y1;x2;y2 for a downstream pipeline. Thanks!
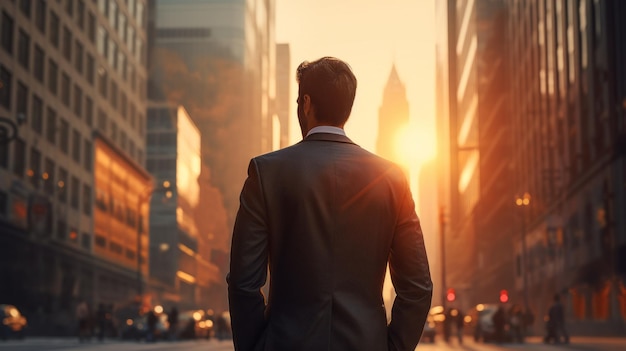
515;192;531;311
136;180;172;302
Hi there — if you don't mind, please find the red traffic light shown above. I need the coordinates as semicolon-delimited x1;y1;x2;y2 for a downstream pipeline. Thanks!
446;288;456;302
499;289;509;303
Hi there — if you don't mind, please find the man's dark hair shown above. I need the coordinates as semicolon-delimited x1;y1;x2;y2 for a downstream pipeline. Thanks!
296;56;357;126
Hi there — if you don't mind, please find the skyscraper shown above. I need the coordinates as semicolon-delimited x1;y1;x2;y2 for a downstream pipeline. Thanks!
0;0;150;334
376;64;409;165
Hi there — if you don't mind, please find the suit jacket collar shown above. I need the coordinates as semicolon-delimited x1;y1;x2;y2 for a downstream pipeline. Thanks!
302;132;356;145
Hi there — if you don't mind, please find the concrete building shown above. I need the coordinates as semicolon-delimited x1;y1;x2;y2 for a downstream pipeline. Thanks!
146;103;220;310
507;0;626;335
0;0;149;334
275;43;290;149
376;64;409;166
149;0;276;235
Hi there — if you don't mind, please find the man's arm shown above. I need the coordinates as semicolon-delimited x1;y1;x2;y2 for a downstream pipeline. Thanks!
227;159;269;351
387;179;433;351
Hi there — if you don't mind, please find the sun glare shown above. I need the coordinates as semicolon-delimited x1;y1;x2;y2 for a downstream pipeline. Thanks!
394;124;437;168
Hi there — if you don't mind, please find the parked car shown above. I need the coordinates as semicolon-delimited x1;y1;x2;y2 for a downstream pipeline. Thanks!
120;313;169;341
0;304;27;340
175;310;214;340
466;303;511;343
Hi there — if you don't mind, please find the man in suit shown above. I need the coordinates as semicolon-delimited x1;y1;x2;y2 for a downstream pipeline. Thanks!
228;56;432;351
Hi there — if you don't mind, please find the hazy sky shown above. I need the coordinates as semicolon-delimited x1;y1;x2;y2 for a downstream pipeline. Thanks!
276;0;437;160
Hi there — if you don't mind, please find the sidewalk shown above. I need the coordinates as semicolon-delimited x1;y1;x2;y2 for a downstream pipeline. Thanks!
525;336;626;347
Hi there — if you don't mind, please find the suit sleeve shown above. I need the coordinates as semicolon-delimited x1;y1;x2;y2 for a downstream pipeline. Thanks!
227;159;269;351
387;176;433;351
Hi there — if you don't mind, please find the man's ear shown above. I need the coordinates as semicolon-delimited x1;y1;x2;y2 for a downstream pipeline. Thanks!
303;94;312;115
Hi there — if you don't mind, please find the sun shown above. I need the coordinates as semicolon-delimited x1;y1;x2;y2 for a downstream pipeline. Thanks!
394;124;437;169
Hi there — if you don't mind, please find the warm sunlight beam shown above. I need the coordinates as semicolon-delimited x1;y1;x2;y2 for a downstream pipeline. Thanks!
394;124;437;169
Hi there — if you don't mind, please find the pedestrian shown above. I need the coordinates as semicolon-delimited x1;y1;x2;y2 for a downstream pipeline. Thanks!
167;306;178;341
95;303;106;342
545;294;569;344
227;56;433;351
75;300;90;343
454;308;464;344
146;309;158;342
492;304;506;344
508;304;524;343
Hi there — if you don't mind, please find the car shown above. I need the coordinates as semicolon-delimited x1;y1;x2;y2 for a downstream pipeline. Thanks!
0;304;27;340
466;303;511;343
120;313;169;341
175;310;214;340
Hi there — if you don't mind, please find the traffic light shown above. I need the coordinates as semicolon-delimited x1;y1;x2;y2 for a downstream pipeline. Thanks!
499;289;509;303
446;288;456;302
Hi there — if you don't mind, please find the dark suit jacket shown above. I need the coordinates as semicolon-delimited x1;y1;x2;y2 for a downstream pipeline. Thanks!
228;133;433;351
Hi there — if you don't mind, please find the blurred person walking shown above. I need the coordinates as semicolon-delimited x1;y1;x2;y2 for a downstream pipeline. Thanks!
146;309;158;342
228;56;433;351
95;303;107;341
75;300;90;343
545;294;569;344
167;306;179;340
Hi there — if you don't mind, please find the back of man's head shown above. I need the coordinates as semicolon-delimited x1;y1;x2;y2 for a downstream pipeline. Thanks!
296;57;357;126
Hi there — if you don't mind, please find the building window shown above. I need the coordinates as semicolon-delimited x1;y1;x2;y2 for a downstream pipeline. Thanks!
110;121;117;142
35;0;46;33
120;131;126;151
85;96;93;126
86;54;94;85
13;138;26;178
61;73;70;107
0;65;11;109
72;129;80;163
0;142;7;169
98;68;107;97
49;11;59;47
48;59;58;94
31;94;43;135
81;233;91;250
82;184;91;216
87;11;95;43
65;0;74;16
46;107;57;144
59;119;69;154
16;82;28;120
62;26;72;61
33;45;44;82
19;0;32;18
95;234;106;248
73;85;82;118
70;176;79;209
120;92;127;117
110;81;117;109
83;139;92;172
58;167;68;203
97;109;107;132
43;158;55;195
76;0;85;29
56;218;67;240
1;12;14;54
74;40;83;73
17;29;29;69
28;147;41;188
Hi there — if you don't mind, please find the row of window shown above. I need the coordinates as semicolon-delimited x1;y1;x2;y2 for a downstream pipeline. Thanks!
5;140;93;216
2;2;146;117
2;55;144;165
94;233;137;261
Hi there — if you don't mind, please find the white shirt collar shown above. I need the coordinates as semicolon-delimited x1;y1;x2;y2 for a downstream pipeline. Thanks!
306;126;346;138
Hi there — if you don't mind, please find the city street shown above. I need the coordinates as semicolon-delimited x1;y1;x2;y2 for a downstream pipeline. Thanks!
0;336;624;351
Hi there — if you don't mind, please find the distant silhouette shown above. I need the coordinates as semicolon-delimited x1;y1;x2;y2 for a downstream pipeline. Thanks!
545;294;569;344
167;306;178;340
75;301;90;343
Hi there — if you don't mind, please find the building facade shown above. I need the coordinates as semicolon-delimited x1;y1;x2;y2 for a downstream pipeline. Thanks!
507;0;626;335
0;0;149;334
275;43;290;149
436;0;626;335
146;103;220;310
